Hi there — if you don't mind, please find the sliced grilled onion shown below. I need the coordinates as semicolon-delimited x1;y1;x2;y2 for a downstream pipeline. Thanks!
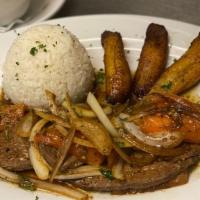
87;92;118;137
34;110;70;128
16;111;36;137
73;104;112;118
123;122;184;148
73;137;95;148
29;119;48;142
120;128;186;156
55;165;101;180
45;90;59;115
68;165;100;173
50;128;75;182
112;159;124;180
29;119;50;180
29;144;50;180
0;167;89;200
55;171;101;180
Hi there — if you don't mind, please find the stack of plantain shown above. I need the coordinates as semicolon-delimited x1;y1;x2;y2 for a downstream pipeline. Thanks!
100;23;200;105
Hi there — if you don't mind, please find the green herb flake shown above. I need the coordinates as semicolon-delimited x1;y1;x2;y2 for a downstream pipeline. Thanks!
30;47;38;56
35;196;39;200
35;41;40;44
38;44;46;49
116;142;125;148
43;49;47;52
161;81;173;90
100;168;113;180
18;175;37;191
16;61;19;65
44;65;48;68
96;70;105;85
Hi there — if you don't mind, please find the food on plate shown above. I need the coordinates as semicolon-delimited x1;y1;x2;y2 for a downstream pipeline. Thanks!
132;23;168;99
71;145;200;192
3;24;95;108
1;22;200;200
101;31;132;104
150;33;200;95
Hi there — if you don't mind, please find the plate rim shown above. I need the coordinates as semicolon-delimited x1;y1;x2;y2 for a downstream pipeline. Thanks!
0;14;200;200
9;14;199;36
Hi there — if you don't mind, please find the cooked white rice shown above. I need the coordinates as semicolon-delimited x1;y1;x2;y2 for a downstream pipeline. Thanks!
3;24;95;108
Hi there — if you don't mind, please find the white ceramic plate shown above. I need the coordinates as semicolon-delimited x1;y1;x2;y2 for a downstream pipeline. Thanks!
0;14;200;200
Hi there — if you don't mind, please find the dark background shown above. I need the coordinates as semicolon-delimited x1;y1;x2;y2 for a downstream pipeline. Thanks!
54;0;200;25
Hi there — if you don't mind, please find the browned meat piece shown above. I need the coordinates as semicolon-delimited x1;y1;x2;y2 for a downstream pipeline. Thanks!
0;130;31;171
0;104;26;131
70;144;200;192
0;104;31;171
132;23;168;98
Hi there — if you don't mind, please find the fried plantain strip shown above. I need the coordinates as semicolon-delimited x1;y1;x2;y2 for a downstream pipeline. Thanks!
132;23;168;98
150;33;200;95
101;31;132;104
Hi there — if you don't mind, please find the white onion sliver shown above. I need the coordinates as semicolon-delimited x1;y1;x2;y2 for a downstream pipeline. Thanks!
112;159;124;180
29;119;48;142
0;167;19;184
123;121;183;148
0;167;88;200
68;165;100;173
29;144;49;180
87;92;118;137
55;171;101;180
31;178;89;200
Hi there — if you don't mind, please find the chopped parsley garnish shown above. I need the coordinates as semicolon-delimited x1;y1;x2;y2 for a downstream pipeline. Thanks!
15;73;19;80
96;70;105;85
100;168;113;180
16;61;19;65
116;142;125;148
44;65;48;68
35;196;39;200
161;81;172;90
18;175;36;191
38;44;46;49
43;49;47;52
30;47;38;56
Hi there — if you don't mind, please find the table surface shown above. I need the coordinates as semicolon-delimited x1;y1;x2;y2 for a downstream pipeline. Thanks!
54;0;200;26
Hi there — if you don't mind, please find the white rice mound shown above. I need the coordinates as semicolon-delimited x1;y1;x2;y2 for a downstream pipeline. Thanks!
3;24;95;108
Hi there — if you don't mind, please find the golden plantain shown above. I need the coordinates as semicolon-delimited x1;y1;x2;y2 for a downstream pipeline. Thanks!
101;31;132;104
150;33;200;95
132;23;168;99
